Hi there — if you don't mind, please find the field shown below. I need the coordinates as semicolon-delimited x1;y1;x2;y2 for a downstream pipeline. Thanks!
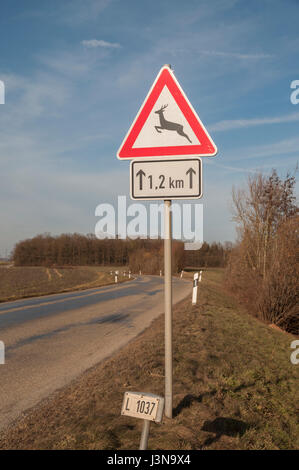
0;265;128;302
0;268;297;450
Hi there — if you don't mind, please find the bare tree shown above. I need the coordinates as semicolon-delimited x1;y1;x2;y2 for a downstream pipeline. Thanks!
232;170;298;278
227;169;298;333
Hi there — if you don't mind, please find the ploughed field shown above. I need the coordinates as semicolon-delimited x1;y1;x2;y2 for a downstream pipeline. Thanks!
0;266;125;302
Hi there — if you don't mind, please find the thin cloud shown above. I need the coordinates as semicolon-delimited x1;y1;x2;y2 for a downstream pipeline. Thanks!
226;137;299;162
206;158;299;176
199;50;274;60
82;39;121;49
206;160;258;174
210;112;299;132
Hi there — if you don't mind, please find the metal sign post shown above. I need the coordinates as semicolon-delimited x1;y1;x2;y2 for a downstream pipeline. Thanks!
164;200;173;418
139;420;151;450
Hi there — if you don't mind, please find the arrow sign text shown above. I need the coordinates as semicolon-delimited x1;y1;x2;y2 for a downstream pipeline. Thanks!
130;158;202;200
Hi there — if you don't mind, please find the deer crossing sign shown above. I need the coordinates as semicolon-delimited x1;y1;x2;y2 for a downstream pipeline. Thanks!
117;65;217;159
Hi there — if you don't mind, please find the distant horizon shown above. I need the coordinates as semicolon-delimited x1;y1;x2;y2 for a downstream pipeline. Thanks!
3;231;235;259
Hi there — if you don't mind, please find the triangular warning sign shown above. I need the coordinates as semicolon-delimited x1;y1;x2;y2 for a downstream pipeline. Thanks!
117;65;217;159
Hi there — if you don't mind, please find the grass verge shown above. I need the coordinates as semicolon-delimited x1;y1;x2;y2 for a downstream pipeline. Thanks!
0;269;297;450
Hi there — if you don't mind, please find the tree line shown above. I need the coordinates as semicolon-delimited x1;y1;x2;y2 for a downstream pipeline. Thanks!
225;169;298;334
12;234;231;273
184;241;232;268
12;234;185;274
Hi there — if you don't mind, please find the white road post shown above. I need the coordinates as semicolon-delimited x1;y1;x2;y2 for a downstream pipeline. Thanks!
164;199;173;419
199;270;202;282
192;272;199;305
0;341;4;365
180;270;184;279
115;271;119;283
129;270;131;279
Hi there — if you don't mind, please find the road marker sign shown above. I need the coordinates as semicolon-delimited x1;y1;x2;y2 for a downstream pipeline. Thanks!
0;341;4;365
121;391;164;422
130;158;202;200
192;272;199;305
117;65;217;159
121;391;165;449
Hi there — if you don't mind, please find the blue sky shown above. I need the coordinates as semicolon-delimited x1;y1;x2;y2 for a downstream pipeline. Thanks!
0;0;298;255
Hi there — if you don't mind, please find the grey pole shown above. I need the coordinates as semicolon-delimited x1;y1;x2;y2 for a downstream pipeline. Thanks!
164;199;173;419
139;420;150;450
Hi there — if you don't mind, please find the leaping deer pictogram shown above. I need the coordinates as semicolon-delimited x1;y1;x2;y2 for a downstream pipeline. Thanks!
154;104;192;143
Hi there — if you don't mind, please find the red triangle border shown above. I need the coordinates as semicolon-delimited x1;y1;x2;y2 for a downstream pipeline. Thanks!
117;66;217;159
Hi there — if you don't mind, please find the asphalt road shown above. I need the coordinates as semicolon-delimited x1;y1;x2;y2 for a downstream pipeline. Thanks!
0;275;191;432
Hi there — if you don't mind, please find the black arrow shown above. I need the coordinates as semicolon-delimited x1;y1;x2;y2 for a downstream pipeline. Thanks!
186;167;196;189
136;169;146;190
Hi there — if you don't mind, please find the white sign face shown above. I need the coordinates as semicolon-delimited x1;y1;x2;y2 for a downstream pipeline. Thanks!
130;158;202;200
121;391;164;423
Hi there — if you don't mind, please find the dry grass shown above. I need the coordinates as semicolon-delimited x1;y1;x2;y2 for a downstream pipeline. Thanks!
0;266;128;303
0;269;298;450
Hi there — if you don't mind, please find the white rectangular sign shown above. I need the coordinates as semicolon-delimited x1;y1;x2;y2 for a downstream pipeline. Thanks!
121;391;164;423
130;158;202;200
